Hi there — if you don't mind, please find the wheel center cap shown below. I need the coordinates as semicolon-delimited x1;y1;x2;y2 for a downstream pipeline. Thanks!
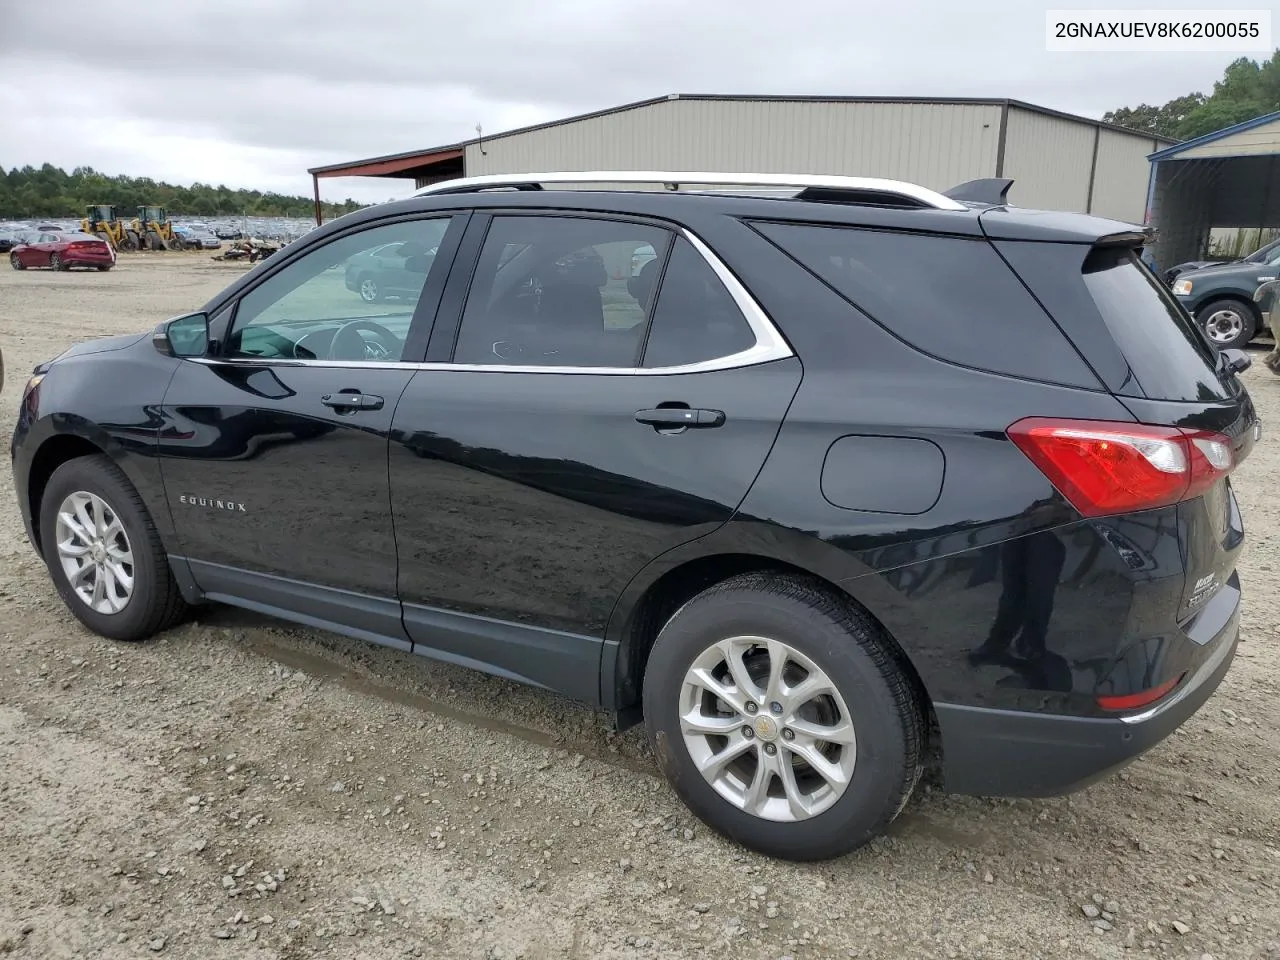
90;542;106;563
752;715;779;742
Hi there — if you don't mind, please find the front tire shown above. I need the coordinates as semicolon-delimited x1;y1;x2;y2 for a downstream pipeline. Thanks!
643;574;924;861
1197;299;1257;350
10;253;23;270
358;274;381;303
38;455;188;642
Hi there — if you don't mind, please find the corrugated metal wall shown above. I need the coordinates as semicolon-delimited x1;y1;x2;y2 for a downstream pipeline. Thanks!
1090;129;1161;224
1177;117;1280;159
460;97;1159;221
465;98;1002;194
1148;155;1280;269
1001;107;1095;214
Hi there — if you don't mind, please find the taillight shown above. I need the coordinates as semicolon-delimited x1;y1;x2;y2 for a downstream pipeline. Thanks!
1008;418;1234;517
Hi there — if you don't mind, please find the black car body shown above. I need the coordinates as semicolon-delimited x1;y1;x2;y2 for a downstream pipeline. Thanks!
11;172;1258;860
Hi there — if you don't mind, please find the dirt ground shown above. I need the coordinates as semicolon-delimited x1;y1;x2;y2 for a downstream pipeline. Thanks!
0;253;1277;960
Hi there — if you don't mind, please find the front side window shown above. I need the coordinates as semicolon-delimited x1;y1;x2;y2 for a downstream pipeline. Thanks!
452;216;671;367
226;218;449;363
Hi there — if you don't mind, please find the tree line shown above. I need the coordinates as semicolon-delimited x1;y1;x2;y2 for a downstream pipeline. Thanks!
1104;51;1280;140
0;164;367;219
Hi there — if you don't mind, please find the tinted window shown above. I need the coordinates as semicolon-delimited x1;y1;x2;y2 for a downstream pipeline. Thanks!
227;218;449;363
1082;247;1229;402
452;216;669;368
641;238;756;368
752;221;1099;388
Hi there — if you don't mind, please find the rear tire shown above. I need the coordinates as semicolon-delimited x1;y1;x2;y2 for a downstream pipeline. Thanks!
38;455;189;642
1197;299;1257;350
97;265;112;271
642;573;924;861
50;253;65;271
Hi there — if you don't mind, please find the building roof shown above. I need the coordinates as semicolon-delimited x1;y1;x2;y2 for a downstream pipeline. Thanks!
310;93;1177;180
1148;111;1280;161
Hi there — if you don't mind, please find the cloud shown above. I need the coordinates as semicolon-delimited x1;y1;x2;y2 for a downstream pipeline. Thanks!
0;0;1253;204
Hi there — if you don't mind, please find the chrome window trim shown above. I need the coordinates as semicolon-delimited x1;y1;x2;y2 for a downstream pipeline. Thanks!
197;227;793;377
412;169;968;212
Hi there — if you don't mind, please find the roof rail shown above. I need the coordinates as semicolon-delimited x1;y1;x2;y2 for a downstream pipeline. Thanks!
413;171;969;211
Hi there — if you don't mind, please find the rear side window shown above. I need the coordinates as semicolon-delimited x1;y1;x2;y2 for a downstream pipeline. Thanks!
1081;247;1229;402
751;221;1099;388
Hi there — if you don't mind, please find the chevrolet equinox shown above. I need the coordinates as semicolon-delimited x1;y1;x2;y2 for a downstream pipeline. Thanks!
12;171;1258;860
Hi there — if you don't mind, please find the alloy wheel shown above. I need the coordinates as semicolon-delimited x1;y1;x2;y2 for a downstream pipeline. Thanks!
1204;308;1245;344
50;254;62;271
359;278;379;302
54;491;134;615
679;635;857;822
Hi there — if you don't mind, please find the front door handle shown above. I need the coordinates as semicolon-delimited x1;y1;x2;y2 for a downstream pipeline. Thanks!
635;407;725;429
321;392;384;411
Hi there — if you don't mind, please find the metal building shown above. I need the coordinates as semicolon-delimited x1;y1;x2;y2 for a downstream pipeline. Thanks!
309;94;1172;225
1145;111;1280;271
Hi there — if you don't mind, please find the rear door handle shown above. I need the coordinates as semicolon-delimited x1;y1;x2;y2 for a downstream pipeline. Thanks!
321;393;384;411
635;407;725;428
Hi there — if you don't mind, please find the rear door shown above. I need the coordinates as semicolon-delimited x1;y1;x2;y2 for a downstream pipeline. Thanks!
388;213;801;696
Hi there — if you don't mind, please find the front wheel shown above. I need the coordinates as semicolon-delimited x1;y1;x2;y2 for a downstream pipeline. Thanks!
10;253;23;270
1197;299;1257;350
642;574;925;861
38;455;189;641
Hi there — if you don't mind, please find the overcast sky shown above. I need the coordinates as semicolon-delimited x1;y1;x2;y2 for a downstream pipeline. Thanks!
0;0;1257;205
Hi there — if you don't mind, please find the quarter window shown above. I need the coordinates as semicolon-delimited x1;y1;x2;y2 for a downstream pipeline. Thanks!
640;238;756;368
452;216;670;368
226;218;450;363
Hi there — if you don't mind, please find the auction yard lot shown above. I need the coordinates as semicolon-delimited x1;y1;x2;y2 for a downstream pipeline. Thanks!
0;254;1277;960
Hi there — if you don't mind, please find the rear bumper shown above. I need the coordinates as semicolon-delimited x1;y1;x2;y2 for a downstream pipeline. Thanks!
64;254;114;266
934;595;1240;797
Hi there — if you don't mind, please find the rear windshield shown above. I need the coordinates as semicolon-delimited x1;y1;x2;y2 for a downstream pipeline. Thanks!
1082;248;1230;402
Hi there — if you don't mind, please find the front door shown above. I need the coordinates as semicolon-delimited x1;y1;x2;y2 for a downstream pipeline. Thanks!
388;213;801;695
158;214;461;642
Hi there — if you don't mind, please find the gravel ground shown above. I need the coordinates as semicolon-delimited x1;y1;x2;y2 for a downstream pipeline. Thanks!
0;253;1278;960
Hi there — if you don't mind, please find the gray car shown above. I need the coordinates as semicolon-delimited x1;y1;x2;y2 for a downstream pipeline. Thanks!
343;241;436;302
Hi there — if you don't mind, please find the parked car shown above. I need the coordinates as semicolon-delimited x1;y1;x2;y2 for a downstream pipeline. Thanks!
11;171;1256;862
1163;235;1280;286
175;225;222;250
1170;244;1280;349
343;240;437;302
10;232;114;271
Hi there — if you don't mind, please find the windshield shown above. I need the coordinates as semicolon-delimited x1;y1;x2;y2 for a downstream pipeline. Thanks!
1243;237;1280;264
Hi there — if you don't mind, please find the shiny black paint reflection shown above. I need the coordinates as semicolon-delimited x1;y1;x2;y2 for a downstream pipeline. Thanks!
388;359;803;637
156;359;414;608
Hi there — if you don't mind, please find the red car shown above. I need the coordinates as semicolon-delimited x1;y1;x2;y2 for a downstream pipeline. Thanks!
10;232;115;271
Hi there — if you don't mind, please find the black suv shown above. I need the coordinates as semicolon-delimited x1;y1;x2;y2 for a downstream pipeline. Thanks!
11;172;1258;861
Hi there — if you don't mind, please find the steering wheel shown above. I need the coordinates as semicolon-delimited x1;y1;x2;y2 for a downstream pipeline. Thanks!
328;319;400;362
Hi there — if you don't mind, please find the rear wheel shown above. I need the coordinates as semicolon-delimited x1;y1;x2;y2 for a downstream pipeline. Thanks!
38;455;189;642
50;253;65;271
10;253;23;270
97;265;112;271
642;574;924;861
358;274;381;303
1197;299;1257;350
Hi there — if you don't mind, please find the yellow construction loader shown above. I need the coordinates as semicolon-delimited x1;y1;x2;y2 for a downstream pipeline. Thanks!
80;205;129;250
126;206;185;251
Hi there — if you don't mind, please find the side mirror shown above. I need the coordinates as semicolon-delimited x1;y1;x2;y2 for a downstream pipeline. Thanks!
153;312;209;358
1222;348;1251;374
